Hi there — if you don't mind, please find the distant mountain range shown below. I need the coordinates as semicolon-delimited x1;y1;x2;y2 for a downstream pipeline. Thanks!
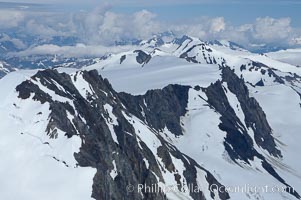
1;33;301;72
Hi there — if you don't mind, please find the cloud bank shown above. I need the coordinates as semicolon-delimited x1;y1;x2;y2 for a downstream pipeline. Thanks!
8;44;136;57
1;3;301;56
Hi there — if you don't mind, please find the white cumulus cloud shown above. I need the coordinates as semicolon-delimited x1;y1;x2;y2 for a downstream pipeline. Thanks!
0;9;25;29
9;43;136;57
1;5;301;55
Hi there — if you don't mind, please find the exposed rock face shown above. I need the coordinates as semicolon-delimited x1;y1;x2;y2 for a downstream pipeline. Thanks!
16;69;229;200
0;61;15;78
0;71;5;78
134;50;152;65
202;66;300;199
120;55;126;64
14;64;301;200
119;85;190;136
179;43;218;64
221;67;281;158
3;35;301;200
255;79;264;86
204;79;256;163
239;61;286;85
146;37;165;47
172;35;193;45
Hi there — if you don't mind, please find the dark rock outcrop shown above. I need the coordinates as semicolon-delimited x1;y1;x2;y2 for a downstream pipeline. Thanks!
119;85;190;136
16;69;229;200
120;55;126;64
221;67;281;157
201;66;300;199
134;50;151;65
15;67;300;200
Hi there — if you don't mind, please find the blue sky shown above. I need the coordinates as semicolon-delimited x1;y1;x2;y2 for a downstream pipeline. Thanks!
66;1;301;27
1;0;301;25
1;0;301;50
109;1;301;26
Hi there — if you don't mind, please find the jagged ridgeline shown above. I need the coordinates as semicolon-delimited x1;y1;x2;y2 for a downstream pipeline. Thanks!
15;67;300;200
16;69;229;200
1;35;300;200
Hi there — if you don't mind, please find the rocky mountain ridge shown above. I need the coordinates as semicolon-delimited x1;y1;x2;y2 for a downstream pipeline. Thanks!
0;35;300;200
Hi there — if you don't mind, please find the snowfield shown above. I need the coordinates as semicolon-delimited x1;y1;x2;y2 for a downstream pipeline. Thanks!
0;71;96;200
267;49;301;67
0;36;300;200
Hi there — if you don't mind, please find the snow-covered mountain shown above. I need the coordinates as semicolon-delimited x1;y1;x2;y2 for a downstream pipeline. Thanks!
0;36;300;200
3;55;100;71
0;61;16;78
208;40;247;52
